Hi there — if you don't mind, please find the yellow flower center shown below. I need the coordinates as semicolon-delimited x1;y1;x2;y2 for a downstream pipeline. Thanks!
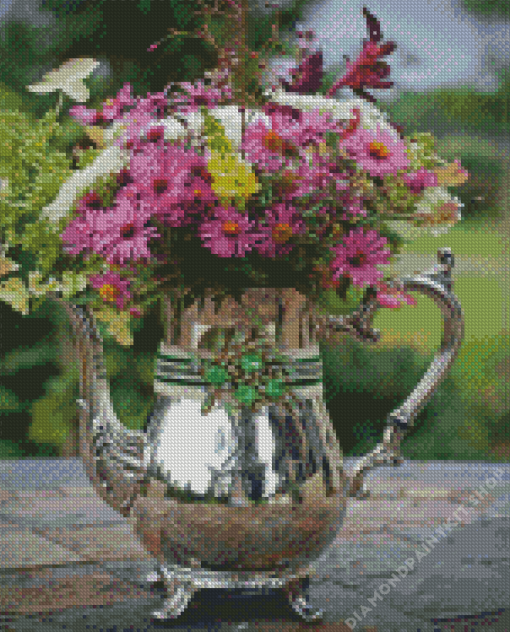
99;284;120;302
272;223;293;244
222;220;241;236
369;141;390;159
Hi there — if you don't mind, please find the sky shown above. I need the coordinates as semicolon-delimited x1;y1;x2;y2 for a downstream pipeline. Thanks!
1;0;509;101
263;0;510;100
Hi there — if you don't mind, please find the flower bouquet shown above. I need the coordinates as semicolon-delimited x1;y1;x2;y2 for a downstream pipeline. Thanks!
0;1;469;417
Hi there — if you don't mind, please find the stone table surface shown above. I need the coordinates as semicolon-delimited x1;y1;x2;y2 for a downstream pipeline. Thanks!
0;458;508;632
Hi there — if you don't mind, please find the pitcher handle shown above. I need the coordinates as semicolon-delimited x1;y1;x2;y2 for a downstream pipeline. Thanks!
319;248;465;498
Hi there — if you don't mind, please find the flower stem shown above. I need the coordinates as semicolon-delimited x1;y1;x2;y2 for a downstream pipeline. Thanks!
55;91;64;120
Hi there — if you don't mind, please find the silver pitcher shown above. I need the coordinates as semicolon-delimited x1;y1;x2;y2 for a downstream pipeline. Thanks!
50;248;463;622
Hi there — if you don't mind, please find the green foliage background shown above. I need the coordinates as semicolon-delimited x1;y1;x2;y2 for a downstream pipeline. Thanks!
0;0;508;460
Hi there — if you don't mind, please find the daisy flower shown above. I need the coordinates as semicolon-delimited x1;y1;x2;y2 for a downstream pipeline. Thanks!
198;206;263;258
61;185;160;265
341;125;410;178
329;226;391;287
402;167;438;194
254;202;307;258
89;271;132;310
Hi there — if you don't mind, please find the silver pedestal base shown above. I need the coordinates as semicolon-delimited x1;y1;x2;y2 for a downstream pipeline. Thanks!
146;565;323;622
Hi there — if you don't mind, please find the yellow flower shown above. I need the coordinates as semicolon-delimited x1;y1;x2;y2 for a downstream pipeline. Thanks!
207;150;260;205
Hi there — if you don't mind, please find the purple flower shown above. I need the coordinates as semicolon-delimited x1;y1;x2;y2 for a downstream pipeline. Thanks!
89;271;132;311
280;51;324;95
198;206;264;258
340;125;410;178
254;202;307;258
329;226;391;287
402;167;439;194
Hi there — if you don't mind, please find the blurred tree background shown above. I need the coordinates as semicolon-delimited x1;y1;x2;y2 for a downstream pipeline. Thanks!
0;0;508;460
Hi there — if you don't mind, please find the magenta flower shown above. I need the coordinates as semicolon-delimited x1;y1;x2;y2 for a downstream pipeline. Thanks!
375;280;417;308
101;83;136;121
280;50;324;95
135;90;171;120
254;202;307;258
338;193;367;221
90;186;160;265
402;167;438;194
340;125;410;177
241;119;297;174
69;83;136;126
129;143;217;227
170;80;232;113
198;206;263;258
329;226;391;287
327;8;396;104
68;105;106;126
61;185;160;266
89;271;132;311
294;109;344;152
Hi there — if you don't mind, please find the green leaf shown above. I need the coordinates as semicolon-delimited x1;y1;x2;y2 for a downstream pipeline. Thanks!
0;341;57;376
93;305;133;346
0;277;30;315
0;385;23;414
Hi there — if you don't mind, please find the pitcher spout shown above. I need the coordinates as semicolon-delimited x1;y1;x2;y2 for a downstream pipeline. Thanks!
51;296;148;516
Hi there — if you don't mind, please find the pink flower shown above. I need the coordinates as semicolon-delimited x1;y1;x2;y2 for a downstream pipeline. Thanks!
327;8;396;104
198;206;264;258
101;83;136;121
402;167;438;194
129;143;217;227
254;202;307;258
89;271;132;311
110;104;157;151
90;186;160;265
135;90;171;120
329;226;391;287
375;280;417;308
75;190;105;214
241;119;297;174
170;80;232;112
61;186;160;266
340;125;410;178
68;83;136;126
68;105;106;126
129;307;143;318
338;193;367;221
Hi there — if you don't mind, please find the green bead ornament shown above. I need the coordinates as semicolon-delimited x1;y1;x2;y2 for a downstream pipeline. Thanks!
205;365;229;385
264;379;284;399
234;384;259;406
240;353;264;372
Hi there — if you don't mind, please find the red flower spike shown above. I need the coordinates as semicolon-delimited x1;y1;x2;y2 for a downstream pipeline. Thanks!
326;7;397;104
280;51;324;95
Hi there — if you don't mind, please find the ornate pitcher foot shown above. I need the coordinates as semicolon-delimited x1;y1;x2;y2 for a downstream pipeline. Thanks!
145;565;165;588
283;576;323;623
151;577;197;621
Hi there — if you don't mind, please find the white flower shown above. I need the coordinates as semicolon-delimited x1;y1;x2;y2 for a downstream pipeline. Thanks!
415;186;454;215
264;88;399;138
40;145;131;222
26;58;100;103
104;106;272;154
